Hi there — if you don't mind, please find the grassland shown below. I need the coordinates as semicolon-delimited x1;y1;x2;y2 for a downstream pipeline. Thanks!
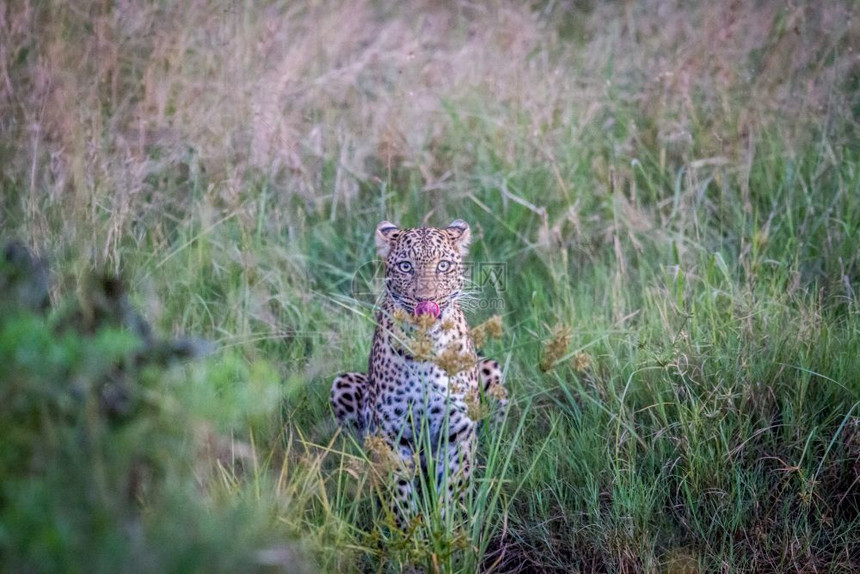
1;1;859;572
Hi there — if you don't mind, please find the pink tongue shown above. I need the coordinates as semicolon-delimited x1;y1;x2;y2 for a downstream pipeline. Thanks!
414;300;441;319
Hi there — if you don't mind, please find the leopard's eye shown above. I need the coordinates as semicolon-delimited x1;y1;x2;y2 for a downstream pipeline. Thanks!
436;260;453;273
396;261;413;274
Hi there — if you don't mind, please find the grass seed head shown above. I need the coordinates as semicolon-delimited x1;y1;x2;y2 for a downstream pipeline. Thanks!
540;325;572;372
392;308;410;324
362;434;412;487
471;315;504;348
465;389;488;421
435;343;477;376
488;383;508;402
415;312;437;331
572;351;592;373
485;315;504;338
411;332;435;361
471;326;487;348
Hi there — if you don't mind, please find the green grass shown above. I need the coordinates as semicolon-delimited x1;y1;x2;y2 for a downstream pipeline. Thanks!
2;0;859;572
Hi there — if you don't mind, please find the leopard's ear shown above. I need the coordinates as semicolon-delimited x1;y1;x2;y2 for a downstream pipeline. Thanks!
445;220;471;256
375;221;401;258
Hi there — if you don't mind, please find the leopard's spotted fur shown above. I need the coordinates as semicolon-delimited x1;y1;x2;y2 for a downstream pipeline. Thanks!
330;220;506;523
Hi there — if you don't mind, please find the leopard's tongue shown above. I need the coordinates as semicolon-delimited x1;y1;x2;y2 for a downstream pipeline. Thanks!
414;300;441;319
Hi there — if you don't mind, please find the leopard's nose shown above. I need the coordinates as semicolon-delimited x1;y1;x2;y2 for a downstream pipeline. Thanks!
414;287;437;302
414;277;436;301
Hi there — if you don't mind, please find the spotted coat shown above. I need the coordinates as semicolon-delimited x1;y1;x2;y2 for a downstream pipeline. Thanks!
330;220;505;523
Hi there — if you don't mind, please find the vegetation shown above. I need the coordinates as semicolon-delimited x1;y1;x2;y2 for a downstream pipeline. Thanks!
1;0;859;571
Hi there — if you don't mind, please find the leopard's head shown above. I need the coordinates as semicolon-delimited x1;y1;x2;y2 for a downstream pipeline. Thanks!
375;220;471;314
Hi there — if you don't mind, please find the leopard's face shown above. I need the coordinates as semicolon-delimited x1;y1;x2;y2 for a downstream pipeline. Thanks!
375;220;471;314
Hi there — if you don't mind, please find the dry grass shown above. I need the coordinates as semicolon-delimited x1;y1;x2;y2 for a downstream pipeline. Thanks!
3;1;856;256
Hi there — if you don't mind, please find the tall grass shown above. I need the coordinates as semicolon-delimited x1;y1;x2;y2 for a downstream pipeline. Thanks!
1;0;859;571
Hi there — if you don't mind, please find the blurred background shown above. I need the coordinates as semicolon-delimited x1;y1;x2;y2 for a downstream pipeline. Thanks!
3;1;856;258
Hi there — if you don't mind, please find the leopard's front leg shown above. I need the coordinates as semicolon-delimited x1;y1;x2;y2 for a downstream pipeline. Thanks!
374;437;418;530
434;409;477;514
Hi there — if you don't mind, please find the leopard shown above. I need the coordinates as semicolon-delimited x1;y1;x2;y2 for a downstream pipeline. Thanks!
330;219;506;525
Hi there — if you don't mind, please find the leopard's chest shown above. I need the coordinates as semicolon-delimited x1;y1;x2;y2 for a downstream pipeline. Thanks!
367;307;477;437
